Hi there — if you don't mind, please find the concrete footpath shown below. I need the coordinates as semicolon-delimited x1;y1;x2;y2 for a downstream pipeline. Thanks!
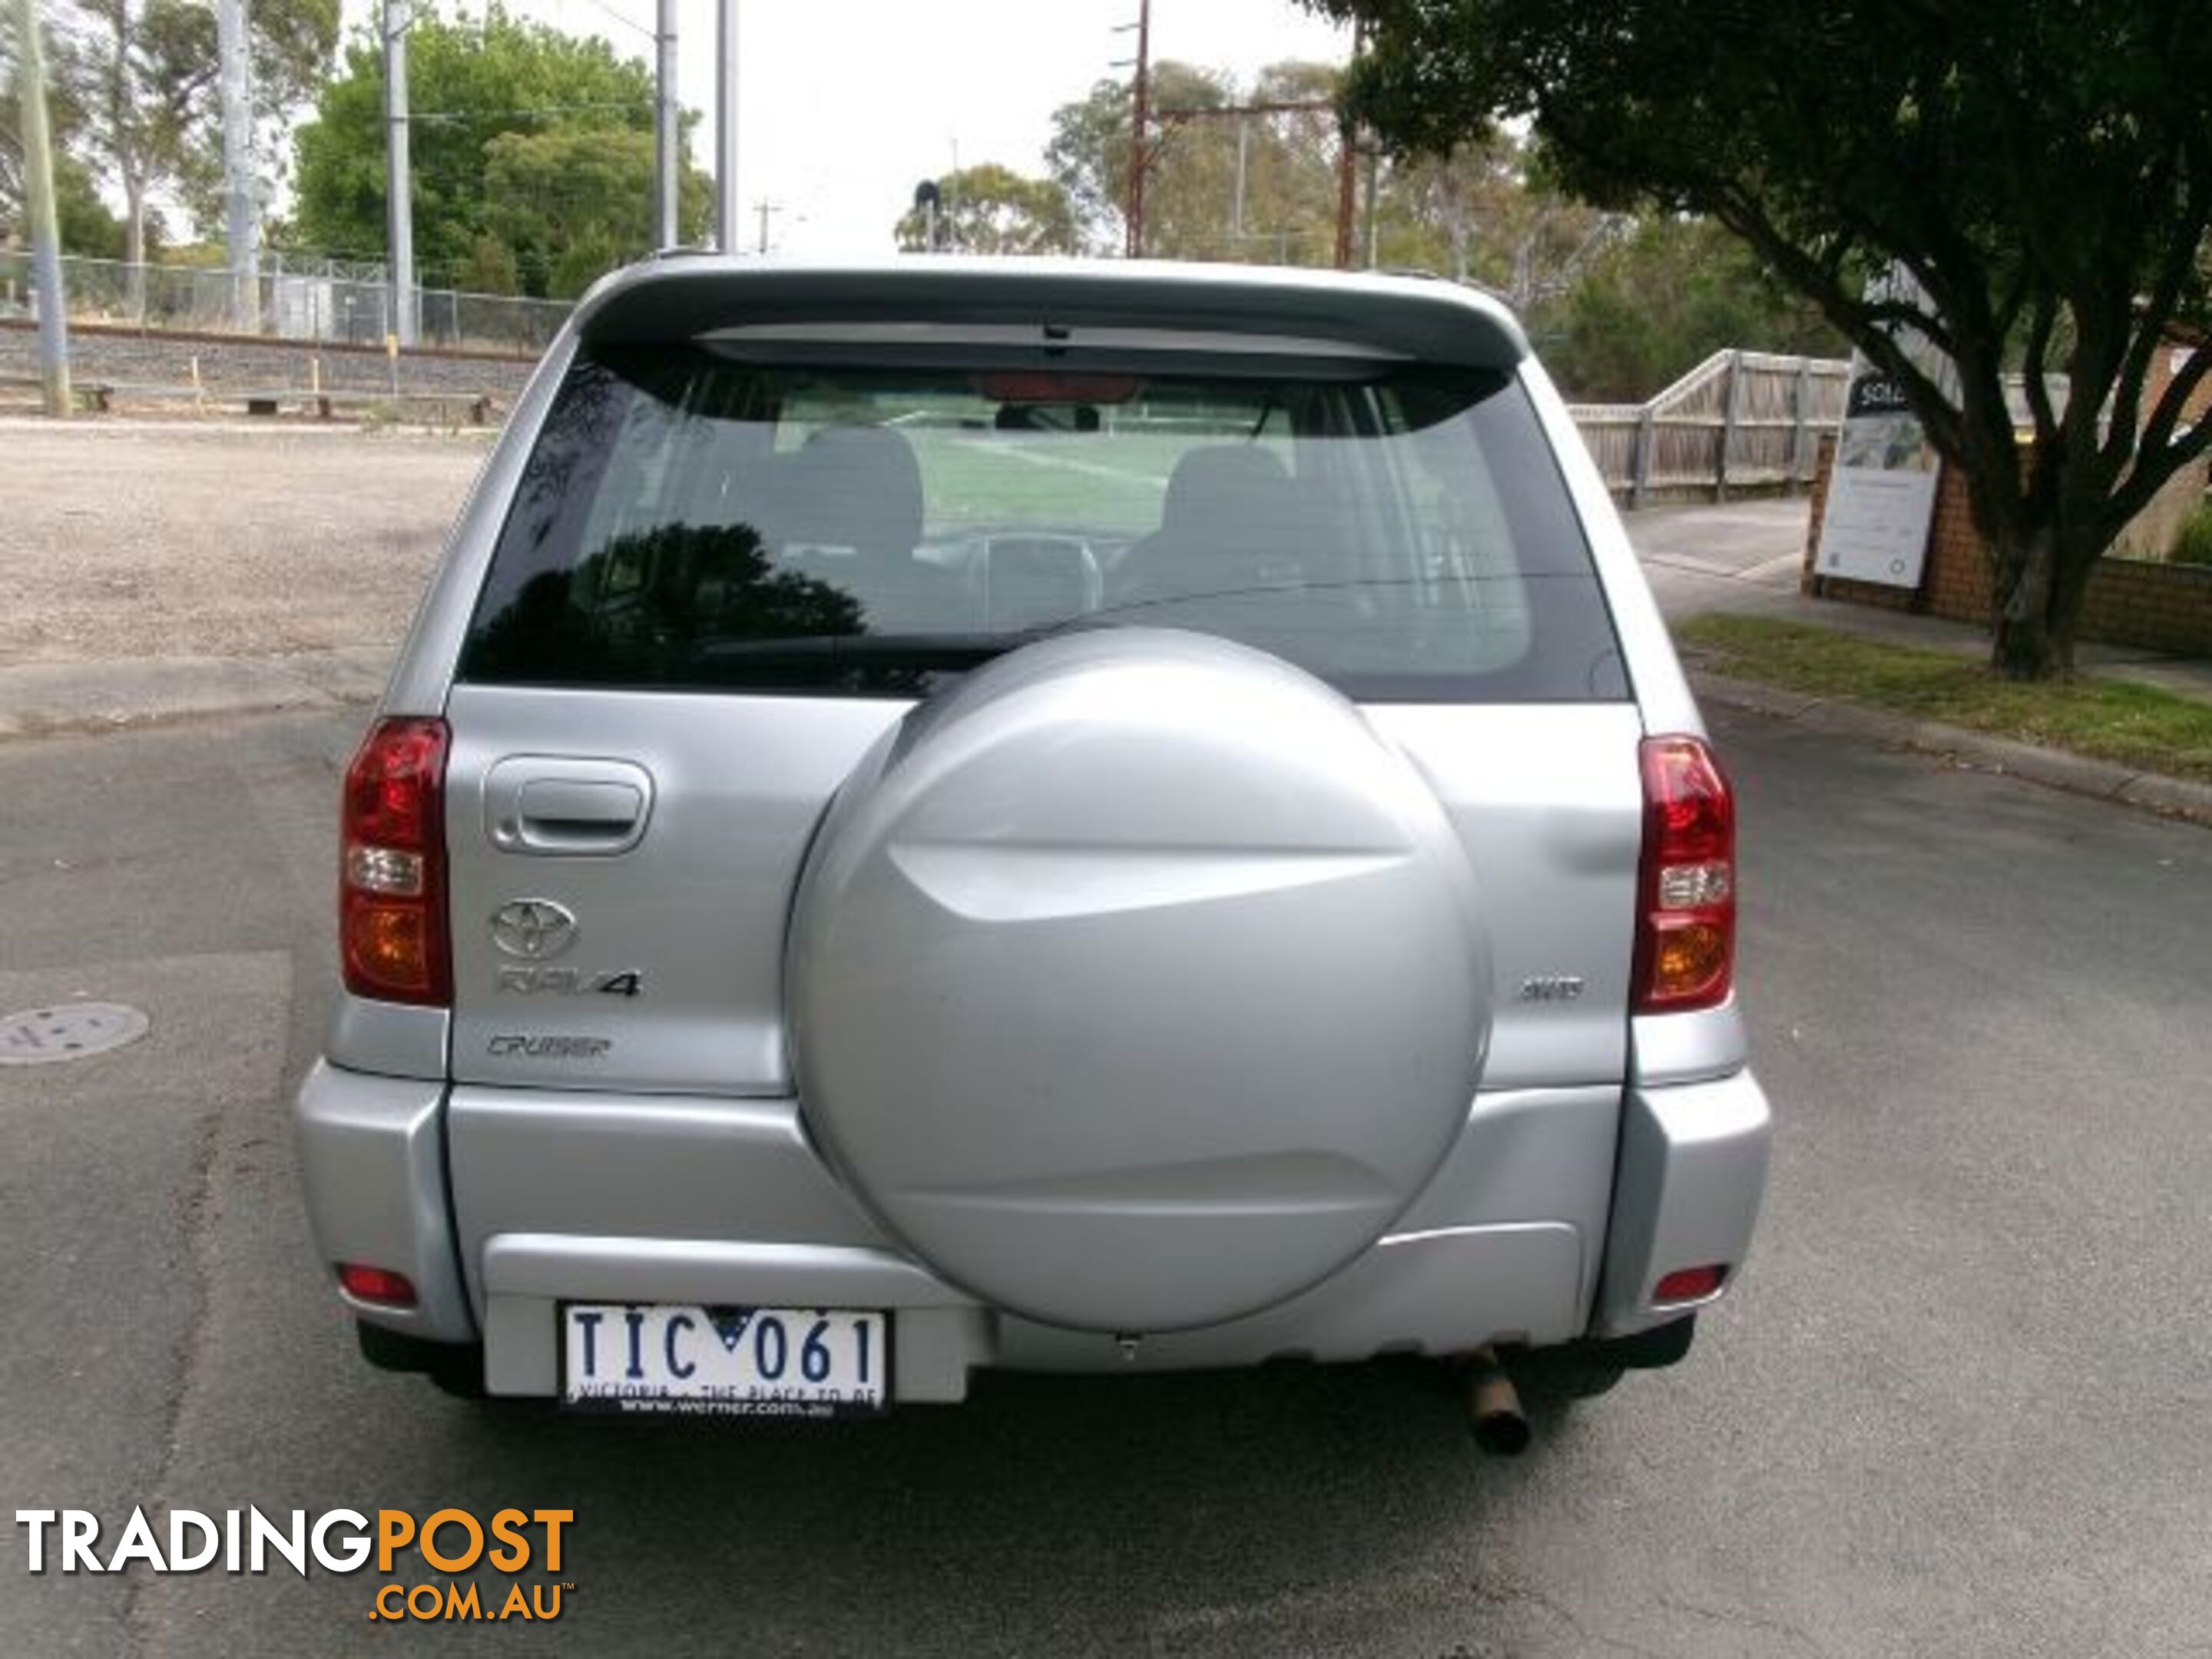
1630;498;2212;822
2;495;2207;821
1632;498;2212;704
0;647;395;741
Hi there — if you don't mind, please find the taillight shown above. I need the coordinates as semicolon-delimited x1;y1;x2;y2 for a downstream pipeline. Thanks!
1633;736;1735;1013
341;717;451;1005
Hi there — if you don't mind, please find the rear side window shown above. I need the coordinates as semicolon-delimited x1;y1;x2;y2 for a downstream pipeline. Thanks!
459;343;1625;701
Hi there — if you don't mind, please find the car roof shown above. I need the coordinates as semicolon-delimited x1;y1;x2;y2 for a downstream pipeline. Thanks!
570;253;1530;371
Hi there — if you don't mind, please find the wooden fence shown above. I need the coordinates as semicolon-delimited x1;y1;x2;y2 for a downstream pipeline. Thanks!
1568;349;1852;505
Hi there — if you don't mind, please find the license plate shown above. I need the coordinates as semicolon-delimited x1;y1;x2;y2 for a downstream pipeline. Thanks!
559;1304;889;1419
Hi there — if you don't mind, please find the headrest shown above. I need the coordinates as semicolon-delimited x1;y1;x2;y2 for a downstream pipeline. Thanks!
789;424;926;558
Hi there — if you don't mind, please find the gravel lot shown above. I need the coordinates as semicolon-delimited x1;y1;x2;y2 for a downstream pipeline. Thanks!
1;422;483;667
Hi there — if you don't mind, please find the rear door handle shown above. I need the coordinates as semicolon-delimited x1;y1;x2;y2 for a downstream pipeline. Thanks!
485;757;654;855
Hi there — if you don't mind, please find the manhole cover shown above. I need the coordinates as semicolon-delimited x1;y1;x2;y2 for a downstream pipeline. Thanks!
0;1003;151;1065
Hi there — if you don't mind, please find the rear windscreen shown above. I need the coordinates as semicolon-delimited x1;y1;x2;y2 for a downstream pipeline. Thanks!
459;344;1627;701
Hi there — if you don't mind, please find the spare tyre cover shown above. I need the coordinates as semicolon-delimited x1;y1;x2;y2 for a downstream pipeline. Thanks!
788;629;1490;1332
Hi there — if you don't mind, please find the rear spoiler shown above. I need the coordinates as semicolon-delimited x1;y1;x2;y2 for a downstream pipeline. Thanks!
571;257;1529;372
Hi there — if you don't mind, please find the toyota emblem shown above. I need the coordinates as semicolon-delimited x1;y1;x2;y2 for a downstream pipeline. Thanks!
488;899;580;960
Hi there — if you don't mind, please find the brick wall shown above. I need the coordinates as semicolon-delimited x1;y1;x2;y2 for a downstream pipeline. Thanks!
2143;336;2211;429
2077;555;2212;656
2119;336;2212;556
1801;435;2212;656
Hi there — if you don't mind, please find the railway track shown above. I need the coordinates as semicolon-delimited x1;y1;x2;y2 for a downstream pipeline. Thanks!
0;319;539;417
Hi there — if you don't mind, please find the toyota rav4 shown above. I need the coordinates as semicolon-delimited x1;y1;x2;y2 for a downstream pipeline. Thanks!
295;256;1771;1431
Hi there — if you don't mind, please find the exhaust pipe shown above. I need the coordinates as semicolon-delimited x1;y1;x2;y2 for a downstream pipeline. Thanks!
1462;1345;1531;1455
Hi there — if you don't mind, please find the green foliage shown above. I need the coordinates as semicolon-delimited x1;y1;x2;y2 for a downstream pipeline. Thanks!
3;7;132;254
483;125;707;296
0;8;21;237
1373;135;1622;308
454;231;521;297
289;6;708;298
52;0;339;253
2171;504;2212;568
1539;216;1844;400
892;164;1076;256
1316;0;2212;677
55;155;131;257
1045;61;1348;263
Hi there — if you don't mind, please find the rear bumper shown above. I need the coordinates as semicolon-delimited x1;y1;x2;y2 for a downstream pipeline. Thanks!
292;1062;476;1342
294;1063;1770;1398
1591;1068;1773;1336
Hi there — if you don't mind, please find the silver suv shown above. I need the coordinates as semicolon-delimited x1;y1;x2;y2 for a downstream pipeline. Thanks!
296;257;1770;1433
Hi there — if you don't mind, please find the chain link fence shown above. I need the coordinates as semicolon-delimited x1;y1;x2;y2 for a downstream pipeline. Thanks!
0;253;570;358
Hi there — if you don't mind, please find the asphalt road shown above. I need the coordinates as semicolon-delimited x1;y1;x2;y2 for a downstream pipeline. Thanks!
2;694;2207;1657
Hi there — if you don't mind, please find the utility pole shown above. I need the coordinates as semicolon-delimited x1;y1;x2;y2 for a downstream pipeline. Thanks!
1123;0;1151;259
1363;143;1381;269
1333;19;1364;269
1156;99;1339;263
714;0;739;250
654;0;680;247
217;0;260;331
13;0;70;414
753;200;781;255
382;0;416;346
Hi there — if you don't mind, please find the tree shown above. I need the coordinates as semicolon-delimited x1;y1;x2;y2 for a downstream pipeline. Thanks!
53;0;338;278
1377;134;1624;309
1;2;22;238
53;153;129;257
892;164;1076;255
1319;0;2212;678
454;230;518;296
5;6;131;257
484;125;707;297
1046;61;1356;263
1047;62;1233;257
1541;215;1844;401
290;7;707;299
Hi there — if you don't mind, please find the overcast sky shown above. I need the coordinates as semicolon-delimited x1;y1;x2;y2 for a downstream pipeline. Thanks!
336;0;1352;254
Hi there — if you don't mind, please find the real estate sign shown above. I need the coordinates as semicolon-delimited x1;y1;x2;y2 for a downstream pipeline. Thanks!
1813;371;1943;588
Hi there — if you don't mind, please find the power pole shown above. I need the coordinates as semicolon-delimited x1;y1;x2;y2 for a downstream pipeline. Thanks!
382;0;416;346
1363;143;1381;269
753;200;780;255
1154;99;1339;263
13;0;70;414
714;0;739;250
654;0;680;246
1333;19;1363;269
217;0;260;332
1124;0;1151;259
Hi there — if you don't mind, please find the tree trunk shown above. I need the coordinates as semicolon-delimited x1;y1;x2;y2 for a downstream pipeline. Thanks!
1988;519;2097;680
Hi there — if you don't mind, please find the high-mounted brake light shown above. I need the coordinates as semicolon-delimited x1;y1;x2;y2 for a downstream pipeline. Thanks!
340;717;451;1006
1632;736;1736;1013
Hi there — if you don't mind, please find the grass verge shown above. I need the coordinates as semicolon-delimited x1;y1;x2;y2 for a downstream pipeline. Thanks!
1674;614;2212;784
